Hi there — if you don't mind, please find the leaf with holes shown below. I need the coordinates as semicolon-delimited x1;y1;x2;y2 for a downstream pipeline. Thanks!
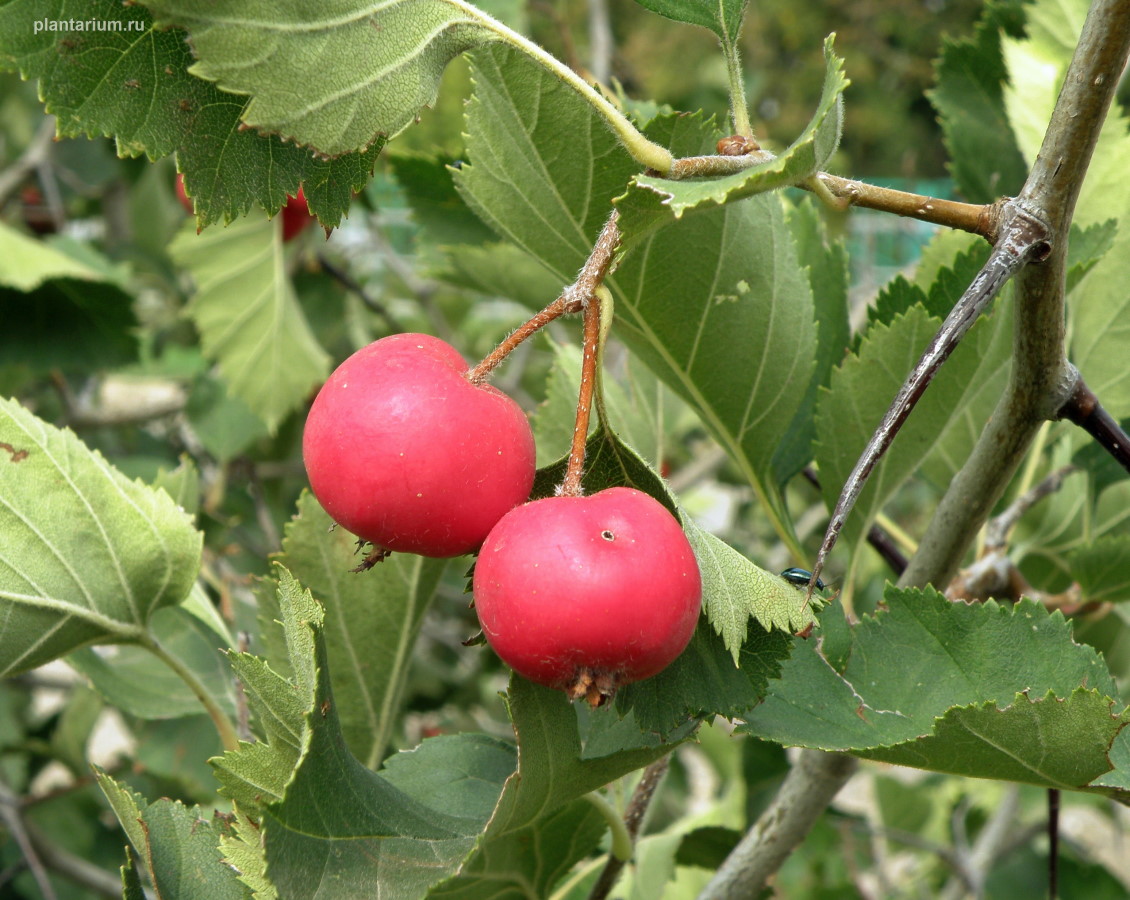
0;397;201;676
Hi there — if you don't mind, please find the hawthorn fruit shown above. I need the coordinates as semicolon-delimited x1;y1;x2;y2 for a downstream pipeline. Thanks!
303;333;536;558
473;486;702;705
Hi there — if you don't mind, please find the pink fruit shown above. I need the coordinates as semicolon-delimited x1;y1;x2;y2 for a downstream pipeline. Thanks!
303;333;536;558
473;487;702;705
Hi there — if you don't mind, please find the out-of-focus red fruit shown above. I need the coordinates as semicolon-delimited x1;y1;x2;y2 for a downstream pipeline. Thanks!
302;333;536;558
280;187;315;241
175;173;193;215
473;487;702;706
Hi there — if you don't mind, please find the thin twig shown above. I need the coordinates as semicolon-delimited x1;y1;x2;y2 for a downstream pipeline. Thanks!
811;203;1051;596
801;467;908;577
698;750;858;899
0;117;56;207
317;253;404;333
467;211;621;385
587;756;671;900
0;779;58;900
661;150;994;238
1056;377;1130;474
984;465;1079;551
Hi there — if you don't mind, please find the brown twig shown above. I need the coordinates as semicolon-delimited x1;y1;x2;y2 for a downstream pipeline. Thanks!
586;756;670;900
811;202;1052;597
802;467;908;577
1056;376;1130;474
561;289;603;497
466;211;622;385
465;294;581;384
316;253;404;333
660;150;995;239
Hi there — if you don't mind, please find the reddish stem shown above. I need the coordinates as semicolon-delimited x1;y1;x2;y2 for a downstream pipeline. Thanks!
465;212;622;386
561;291;603;497
465;294;581;384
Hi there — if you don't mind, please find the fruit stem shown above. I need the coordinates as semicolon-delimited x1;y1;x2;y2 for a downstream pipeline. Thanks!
561;286;604;497
467;211;623;386
465;294;581;384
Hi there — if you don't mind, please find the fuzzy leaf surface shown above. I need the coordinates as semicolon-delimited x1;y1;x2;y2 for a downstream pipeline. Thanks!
0;0;378;226
614;36;846;247
96;770;250;899
0;398;201;675
169;218;329;433
141;0;506;157
277;492;447;769
743;588;1130;797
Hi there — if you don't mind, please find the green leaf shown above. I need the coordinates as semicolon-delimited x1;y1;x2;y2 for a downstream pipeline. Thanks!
169;217;330;433
743;588;1130;797
220;810;277;900
69;605;235;720
630;0;748;42
770;198;850;485
1069;536;1130;604
121;845;146;900
0;222;122;291
928;16;1027;202
388;152;497;248
616;620;792;738
614;36;847;247
0;227;139;373
686;521;823;652
815;300;1011;564
258;580;508;899
141;0;509;158
430;676;676;898
456;46;639;275
1066;219;1117;294
211;570;320;813
0;0;379;227
0;397;201;676
96;769;251;899
276;491;447;769
864;689;1127;790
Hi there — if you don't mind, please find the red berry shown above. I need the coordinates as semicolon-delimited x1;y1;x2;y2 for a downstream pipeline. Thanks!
175;173;194;215
280;187;315;241
303;333;536;558
473;487;702;705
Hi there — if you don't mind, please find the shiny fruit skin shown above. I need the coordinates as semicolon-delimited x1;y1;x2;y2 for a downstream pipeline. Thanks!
302;333;536;558
473;487;702;696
